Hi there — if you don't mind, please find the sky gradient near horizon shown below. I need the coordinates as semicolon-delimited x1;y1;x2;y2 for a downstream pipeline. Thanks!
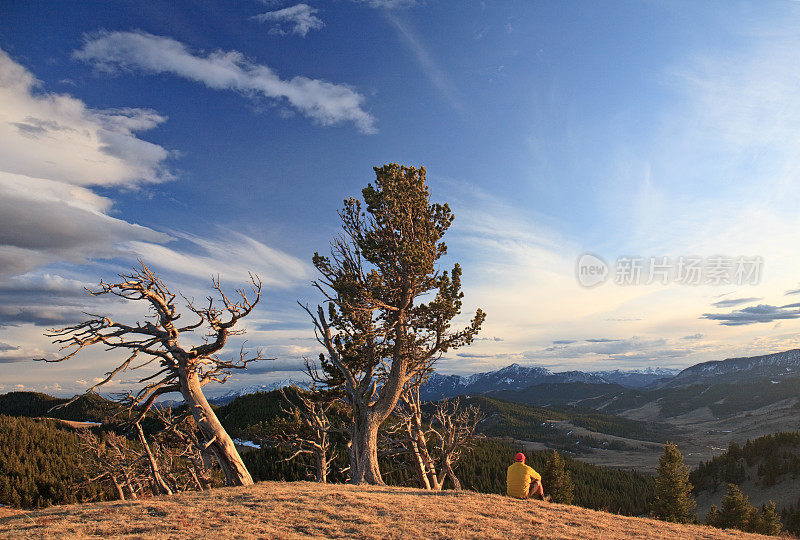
3;0;800;398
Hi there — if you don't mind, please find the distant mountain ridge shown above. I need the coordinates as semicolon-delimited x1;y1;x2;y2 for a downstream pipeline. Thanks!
419;363;680;401
209;378;309;405
663;348;800;388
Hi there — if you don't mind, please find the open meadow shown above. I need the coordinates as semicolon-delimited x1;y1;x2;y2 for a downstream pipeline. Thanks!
0;481;774;539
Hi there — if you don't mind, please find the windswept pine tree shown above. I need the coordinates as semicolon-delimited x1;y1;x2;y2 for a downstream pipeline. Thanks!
543;450;574;504
303;164;485;484
652;442;696;523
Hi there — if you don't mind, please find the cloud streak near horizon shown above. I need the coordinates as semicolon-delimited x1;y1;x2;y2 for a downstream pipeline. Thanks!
74;31;377;134
702;304;800;326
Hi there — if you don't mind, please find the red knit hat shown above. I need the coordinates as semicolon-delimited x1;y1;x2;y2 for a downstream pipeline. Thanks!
515;452;526;462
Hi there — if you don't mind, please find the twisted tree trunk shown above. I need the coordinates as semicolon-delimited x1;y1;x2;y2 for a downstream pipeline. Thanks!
350;413;383;484
181;369;253;486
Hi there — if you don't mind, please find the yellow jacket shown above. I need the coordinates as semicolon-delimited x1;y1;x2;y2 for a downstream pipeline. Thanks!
507;462;541;498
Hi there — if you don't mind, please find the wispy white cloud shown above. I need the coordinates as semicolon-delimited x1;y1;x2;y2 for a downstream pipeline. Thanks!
74;31;377;134
0;49;171;188
386;14;462;113
352;0;420;9
252;4;324;37
125;230;313;288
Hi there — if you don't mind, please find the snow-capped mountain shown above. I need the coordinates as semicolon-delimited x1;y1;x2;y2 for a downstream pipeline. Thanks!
418;363;676;401
209;378;309;405
591;367;680;389
663;349;800;388
419;364;554;400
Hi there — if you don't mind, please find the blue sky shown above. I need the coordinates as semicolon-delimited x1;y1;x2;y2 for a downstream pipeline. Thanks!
3;0;800;397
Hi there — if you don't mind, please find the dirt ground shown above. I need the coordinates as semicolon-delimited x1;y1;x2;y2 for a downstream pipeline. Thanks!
0;481;775;539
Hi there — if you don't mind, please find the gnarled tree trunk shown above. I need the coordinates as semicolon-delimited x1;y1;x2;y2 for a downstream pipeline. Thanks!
181;369;253;486
350;413;383;484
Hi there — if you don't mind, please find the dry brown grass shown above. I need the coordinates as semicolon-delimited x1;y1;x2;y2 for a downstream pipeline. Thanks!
0;481;774;539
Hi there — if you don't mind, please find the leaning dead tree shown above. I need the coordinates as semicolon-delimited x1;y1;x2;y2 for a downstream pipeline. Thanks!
303;164;485;484
38;262;264;486
134;421;172;495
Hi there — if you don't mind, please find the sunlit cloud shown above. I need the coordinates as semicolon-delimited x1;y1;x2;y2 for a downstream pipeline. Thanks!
0;49;172;277
75;31;377;133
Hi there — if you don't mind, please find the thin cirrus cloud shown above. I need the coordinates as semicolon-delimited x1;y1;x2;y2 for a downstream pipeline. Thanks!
74;31;377;134
386;13;462;113
124;230;314;289
252;4;324;37
711;297;761;308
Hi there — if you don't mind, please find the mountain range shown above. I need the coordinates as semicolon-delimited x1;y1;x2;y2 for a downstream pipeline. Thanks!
206;348;800;405
209;378;309;405
418;363;679;401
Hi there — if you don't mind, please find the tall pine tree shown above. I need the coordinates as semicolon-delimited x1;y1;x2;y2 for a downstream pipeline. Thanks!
652;442;696;523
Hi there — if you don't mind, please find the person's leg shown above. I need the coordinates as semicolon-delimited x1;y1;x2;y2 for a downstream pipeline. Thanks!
531;480;544;500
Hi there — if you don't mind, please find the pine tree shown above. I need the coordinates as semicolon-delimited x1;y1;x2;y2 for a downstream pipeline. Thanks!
717;484;752;531
751;501;782;535
652;442;696;523
705;504;721;527
543;450;574;504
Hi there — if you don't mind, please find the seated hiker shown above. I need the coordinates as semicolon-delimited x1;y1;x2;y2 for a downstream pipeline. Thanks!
507;452;546;500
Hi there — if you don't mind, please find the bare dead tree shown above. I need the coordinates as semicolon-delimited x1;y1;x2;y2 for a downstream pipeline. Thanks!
392;378;484;491
393;371;439;490
135;421;172;495
427;397;484;491
77;429;147;501
276;383;337;483
38;262;265;486
151;405;218;491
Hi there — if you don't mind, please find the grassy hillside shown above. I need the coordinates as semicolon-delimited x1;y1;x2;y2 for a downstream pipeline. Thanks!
0;481;770;539
243;438;656;516
577;379;800;419
460;395;671;447
487;382;629;407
